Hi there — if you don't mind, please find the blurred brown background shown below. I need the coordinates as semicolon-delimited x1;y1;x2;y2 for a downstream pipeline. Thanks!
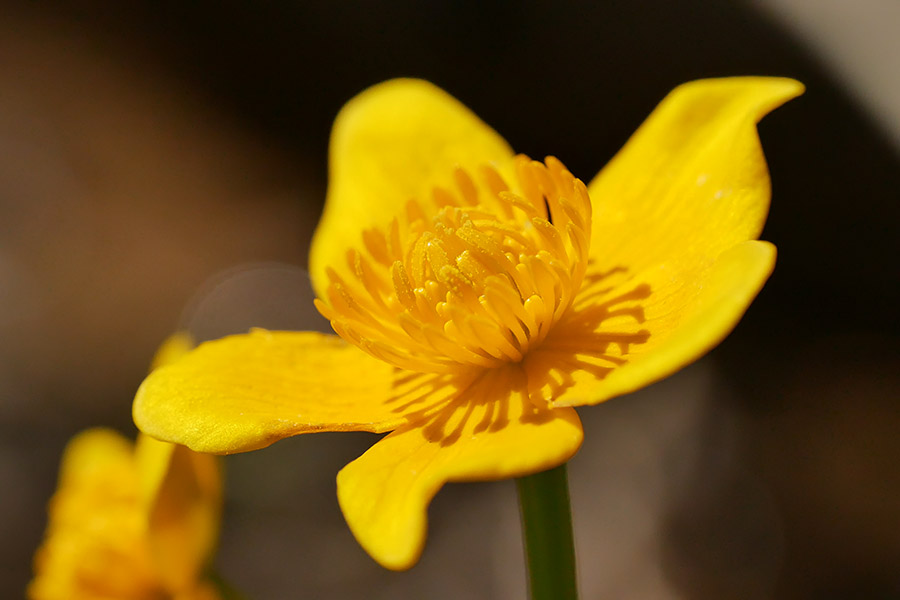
2;1;898;598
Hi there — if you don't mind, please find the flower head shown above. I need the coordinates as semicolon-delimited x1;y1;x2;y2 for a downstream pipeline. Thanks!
133;77;802;570
31;334;222;600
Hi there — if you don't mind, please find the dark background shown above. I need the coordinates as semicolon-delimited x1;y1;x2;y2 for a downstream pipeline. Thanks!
2;1;897;598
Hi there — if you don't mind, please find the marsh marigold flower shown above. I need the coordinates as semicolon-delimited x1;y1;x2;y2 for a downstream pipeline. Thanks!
134;77;802;570
31;335;222;600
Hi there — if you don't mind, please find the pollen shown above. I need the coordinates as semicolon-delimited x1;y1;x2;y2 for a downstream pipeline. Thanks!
315;156;592;373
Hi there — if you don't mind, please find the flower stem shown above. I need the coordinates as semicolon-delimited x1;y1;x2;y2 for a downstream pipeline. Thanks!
516;463;579;600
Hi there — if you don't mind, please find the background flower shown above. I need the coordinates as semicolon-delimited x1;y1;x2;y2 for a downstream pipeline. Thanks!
29;335;222;600
28;429;222;600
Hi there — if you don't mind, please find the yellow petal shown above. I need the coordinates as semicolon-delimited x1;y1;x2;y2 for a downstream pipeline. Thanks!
137;332;222;591
136;334;201;512
135;435;222;593
137;334;198;504
309;78;514;297
528;240;775;406
135;433;176;511
133;329;408;454
336;365;583;570
588;77;802;273
150;332;195;371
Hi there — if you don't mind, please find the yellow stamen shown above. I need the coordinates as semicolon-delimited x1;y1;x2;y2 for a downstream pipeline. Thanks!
317;156;593;373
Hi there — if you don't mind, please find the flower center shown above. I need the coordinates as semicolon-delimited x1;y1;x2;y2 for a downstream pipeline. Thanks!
315;155;592;373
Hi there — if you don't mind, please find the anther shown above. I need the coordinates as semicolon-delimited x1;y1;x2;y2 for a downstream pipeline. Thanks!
315;156;593;372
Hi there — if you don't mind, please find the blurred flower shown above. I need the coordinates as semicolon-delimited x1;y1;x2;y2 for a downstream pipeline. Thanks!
134;78;802;570
30;335;222;600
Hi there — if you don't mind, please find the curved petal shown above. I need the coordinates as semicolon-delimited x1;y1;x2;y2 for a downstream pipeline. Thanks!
133;329;409;454
135;435;222;593
527;240;775;407
336;365;583;570
310;78;514;296
588;77;802;273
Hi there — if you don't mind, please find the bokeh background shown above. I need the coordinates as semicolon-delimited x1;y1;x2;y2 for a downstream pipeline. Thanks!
2;1;898;598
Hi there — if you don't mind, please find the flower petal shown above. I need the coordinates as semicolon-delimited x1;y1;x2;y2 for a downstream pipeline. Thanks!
309;78;514;296
587;77;802;272
336;365;583;570
149;331;195;371
56;427;136;487
528;240;776;406
134;332;222;592
135;435;222;593
133;329;409;454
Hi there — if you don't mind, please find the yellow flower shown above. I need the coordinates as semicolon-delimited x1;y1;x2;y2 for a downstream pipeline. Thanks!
133;77;802;570
30;335;222;600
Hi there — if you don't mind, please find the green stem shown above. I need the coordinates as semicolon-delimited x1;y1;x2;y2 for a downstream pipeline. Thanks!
516;463;579;600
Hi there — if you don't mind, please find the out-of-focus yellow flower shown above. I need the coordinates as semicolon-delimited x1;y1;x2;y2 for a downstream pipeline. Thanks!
30;335;222;600
134;78;802;570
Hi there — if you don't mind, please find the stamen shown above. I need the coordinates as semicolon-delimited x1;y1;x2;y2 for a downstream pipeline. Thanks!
316;156;593;373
